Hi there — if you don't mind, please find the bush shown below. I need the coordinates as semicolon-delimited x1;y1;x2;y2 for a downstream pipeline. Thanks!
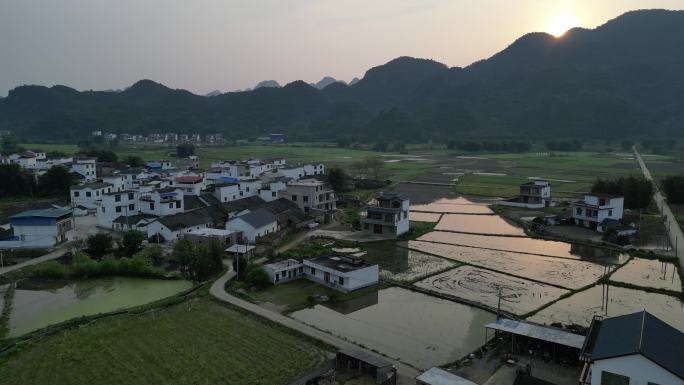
70;252;100;276
244;266;270;289
661;176;684;204
122;230;146;257
31;260;67;278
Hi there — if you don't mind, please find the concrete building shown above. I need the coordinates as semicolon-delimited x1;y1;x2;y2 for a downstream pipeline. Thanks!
263;259;304;284
303;253;379;292
146;210;213;242
70;182;114;209
96;190;141;229
140;187;184;217
283;179;336;212
117;168;149;189
361;192;410;237
184;227;240;248
572;194;625;231
580;311;684;385
173;175;205;196
70;157;97;182
0;208;74;248
498;180;554;209
225;208;278;243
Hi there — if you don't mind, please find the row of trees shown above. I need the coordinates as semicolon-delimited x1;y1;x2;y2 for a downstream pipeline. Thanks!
591;176;653;209
446;140;532;153
0;164;74;198
544;140;583;152
661;176;684;204
171;238;223;281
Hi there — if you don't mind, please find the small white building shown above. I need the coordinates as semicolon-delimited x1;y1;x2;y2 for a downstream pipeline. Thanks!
361;192;410;237
498;180;554;209
580;311;684;385
96;190;141;229
146;210;213;242
139;187;184;217
237;179;261;199
0;208;74;248
117;168;149;190
213;183;241;203
263;259;304;284
70;182;113;209
70;157;97;182
174;175;205;196
225;208;278;243
303;163;325;176
259;180;287;202
303;253;379;292
572;194;624;231
102;175;126;192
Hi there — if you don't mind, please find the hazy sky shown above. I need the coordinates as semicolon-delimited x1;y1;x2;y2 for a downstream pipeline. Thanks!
2;0;683;96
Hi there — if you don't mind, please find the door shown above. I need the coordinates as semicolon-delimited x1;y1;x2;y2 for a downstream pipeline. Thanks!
373;224;383;234
324;272;330;283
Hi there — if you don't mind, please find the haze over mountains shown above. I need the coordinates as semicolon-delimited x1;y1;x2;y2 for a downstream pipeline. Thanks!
1;9;683;142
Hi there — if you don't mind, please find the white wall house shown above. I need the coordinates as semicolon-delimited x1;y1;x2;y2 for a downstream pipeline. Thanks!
70;158;97;182
117;168;149;189
498;180;554;209
70;182;114;209
303;254;379;292
572;194;625;231
96;190;140;229
278;166;305;180
283;179;336;212
580;311;684;385
213;183;241;203
361;192;410;237
173;175;205;196
102;175;126;192
0;208;74;248
11;153;37;169
237;179;261;199
263;259;304;284
225;208;278;243
303;163;325;176
146;210;213;242
140;187;184;217
259;180;287;202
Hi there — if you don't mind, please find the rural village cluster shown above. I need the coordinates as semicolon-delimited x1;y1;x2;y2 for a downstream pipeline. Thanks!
0;139;682;385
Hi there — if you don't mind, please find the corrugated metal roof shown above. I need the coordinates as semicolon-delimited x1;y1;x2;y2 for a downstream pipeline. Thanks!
416;367;478;385
485;319;585;349
11;208;72;219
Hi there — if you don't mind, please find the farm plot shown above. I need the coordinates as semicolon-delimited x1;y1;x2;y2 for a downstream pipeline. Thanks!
435;214;525;236
409;212;442;223
609;258;682;292
414;266;569;315
408;241;607;289
411;203;493;215
0;298;329;385
379;250;457;282
529;285;684;331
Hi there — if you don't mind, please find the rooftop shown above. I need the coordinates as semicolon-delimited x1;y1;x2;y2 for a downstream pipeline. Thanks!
176;175;204;184
306;253;375;273
156;210;213;231
376;191;409;201
415;367;478;385
232;208;277;228
264;258;302;271
485;318;585;350
11;208;72;219
71;182;113;190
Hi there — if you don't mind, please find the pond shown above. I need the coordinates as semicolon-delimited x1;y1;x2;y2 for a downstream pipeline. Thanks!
290;287;496;369
364;241;457;282
7;276;193;337
609;258;682;293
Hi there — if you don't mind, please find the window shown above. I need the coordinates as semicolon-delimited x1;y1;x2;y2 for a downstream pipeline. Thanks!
128;193;134;200
600;371;629;385
576;208;582;215
275;273;279;282
599;198;606;206
292;195;297;202
74;191;80;197
176;201;181;208
102;207;106;213
403;210;408;219
169;203;173;208
86;191;92;197
298;267;303;274
129;204;135;211
310;267;315;275
338;277;344;285
608;210;613;216
271;191;276;197
115;194;121;202
303;196;309;202
150;203;155;210
116;206;122;213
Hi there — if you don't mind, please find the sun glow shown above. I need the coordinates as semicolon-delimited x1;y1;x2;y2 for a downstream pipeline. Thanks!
546;11;577;37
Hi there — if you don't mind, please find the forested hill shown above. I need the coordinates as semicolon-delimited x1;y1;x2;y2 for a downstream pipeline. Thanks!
1;9;684;142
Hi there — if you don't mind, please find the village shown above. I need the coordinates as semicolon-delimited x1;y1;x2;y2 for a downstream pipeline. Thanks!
0;142;682;385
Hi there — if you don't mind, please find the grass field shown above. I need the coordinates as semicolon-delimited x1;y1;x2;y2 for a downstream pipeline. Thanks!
0;298;329;385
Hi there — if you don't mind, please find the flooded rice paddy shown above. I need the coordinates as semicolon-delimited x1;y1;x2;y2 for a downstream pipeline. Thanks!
529;284;684;331
364;242;457;282
290;287;496;368
435;214;526;236
409;212;442;222
609;258;682;292
408;241;608;289
7;276;192;337
411;203;493;215
418;231;627;263
414;266;568;315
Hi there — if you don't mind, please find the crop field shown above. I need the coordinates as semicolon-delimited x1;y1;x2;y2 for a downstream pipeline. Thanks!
0;298;329;385
609;258;682;292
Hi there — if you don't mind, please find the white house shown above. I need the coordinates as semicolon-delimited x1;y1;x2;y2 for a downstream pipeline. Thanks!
259;180;287;202
70;157;97;182
96;190;140;229
102;175;126;192
303;254;379;292
11;152;37;169
263;259;304;284
173;175;205;196
498;180;554;209
237;179;262;199
303;163;325;176
140;187;184;217
70;182;114;209
580;311;684;385
361;192;410;237
283;179;336;212
0;208;74;248
225;208;278;243
146;210;213;242
213;183;241;203
278;166;305;180
117;168;149;189
572;194;625;231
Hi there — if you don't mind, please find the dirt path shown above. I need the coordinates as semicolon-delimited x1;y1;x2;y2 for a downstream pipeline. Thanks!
634;147;684;269
209;266;419;385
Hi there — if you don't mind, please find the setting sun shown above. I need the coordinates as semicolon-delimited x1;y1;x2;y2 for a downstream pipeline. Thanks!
547;11;578;37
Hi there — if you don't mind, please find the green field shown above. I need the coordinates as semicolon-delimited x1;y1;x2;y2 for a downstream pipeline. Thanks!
0;298;329;385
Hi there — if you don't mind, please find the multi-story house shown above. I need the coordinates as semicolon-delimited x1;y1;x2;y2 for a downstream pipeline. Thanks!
303;163;325;176
259;180;287;202
117;168;149;189
283;179;335;212
140;187;184;217
70;182;114;209
70;157;97;182
572;194;624;232
173;175;205;196
96;190;141;229
499;180;553;209
102;175;127;192
361;192;410;237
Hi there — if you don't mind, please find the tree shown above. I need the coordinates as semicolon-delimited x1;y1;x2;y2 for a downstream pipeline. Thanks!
123;155;145;168
327;167;349;192
661;176;684;204
86;233;112;260
591;176;653;209
190;240;224;281
172;238;195;273
37;165;73;196
244;266;270;289
363;156;385;181
140;244;164;265
232;256;248;280
122;230;146;256
176;143;195;158
0;164;35;197
620;140;634;151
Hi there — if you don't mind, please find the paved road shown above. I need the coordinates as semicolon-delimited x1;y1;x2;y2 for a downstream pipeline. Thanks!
634;148;684;269
209;266;420;385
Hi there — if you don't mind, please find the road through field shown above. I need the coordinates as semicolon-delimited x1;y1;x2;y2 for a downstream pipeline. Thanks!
634;147;684;269
210;265;420;385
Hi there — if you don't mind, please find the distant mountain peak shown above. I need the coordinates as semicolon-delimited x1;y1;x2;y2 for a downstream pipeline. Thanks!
311;76;344;90
254;80;281;89
205;90;223;97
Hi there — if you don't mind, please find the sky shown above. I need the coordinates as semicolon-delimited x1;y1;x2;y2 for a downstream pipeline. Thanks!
1;0;684;96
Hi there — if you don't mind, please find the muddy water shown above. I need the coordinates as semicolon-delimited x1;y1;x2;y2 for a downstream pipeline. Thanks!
364;242;457;282
418;231;627;263
290;287;496;368
408;241;607;290
8;277;192;337
610;258;682;292
414;266;568;315
529;285;684;331
409;212;442;222
411;203;493;215
435;214;525;236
